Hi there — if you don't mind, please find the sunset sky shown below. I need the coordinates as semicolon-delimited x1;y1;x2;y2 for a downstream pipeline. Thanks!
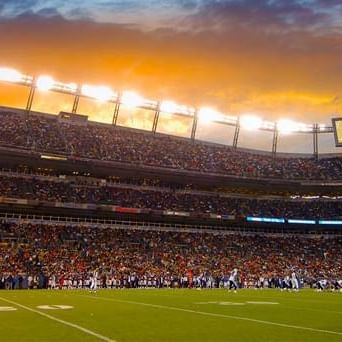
1;0;342;153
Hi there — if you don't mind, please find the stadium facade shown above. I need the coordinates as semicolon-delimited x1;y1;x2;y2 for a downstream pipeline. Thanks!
0;105;341;234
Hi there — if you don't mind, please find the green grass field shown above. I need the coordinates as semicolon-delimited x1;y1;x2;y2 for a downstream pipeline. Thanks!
0;289;341;341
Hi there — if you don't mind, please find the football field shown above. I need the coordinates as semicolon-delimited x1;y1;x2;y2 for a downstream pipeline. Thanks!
0;289;341;341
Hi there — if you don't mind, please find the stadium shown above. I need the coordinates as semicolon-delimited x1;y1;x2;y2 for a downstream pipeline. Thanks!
1;1;342;341
0;68;342;341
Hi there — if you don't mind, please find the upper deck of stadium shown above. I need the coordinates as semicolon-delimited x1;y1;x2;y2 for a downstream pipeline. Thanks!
1;66;342;190
0;108;341;185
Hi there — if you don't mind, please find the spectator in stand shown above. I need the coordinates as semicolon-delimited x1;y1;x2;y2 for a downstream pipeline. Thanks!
0;221;341;289
0;174;341;219
0;111;342;180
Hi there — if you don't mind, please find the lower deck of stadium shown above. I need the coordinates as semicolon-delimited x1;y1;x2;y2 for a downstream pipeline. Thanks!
0;215;341;291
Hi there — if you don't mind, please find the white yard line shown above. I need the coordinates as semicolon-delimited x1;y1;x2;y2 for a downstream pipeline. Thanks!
135;290;342;314
79;294;342;337
0;296;116;342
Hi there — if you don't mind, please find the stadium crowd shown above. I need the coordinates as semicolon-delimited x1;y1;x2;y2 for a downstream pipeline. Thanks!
0;175;342;218
1;112;342;180
0;222;341;290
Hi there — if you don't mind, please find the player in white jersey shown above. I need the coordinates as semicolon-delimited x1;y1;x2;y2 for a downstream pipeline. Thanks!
228;268;238;292
90;270;98;292
49;274;56;289
333;280;342;291
316;279;328;291
291;272;299;291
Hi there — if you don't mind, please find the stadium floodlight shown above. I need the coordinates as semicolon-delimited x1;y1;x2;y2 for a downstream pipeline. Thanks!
220;115;238;125
298;123;313;132
54;81;78;94
160;101;177;113
0;68;23;83
36;75;55;91
277;119;314;134
261;120;275;130
277;119;299;134
121;91;145;108
198;107;221;123
319;124;326;131
198;107;237;124
240;115;262;130
0;67;32;84
81;84;115;102
159;101;194;116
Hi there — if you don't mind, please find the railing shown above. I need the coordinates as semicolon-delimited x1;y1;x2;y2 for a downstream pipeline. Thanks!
1;212;341;237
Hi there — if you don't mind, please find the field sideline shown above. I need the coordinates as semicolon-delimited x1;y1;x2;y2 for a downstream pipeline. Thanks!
0;289;341;341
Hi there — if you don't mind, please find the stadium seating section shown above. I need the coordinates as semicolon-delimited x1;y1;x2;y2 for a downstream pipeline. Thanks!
1;111;342;180
0;222;341;289
0;174;341;218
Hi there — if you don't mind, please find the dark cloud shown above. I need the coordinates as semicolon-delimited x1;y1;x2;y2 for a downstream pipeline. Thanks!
177;0;199;10
0;0;40;14
36;7;61;18
65;7;92;21
3;9;65;23
315;0;342;6
0;0;39;6
0;0;340;35
185;0;331;32
94;1;145;10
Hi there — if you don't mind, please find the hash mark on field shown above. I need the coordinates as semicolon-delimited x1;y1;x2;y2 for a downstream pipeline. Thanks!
0;297;115;342
0;306;17;311
246;301;279;305
37;305;74;310
80;294;342;337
